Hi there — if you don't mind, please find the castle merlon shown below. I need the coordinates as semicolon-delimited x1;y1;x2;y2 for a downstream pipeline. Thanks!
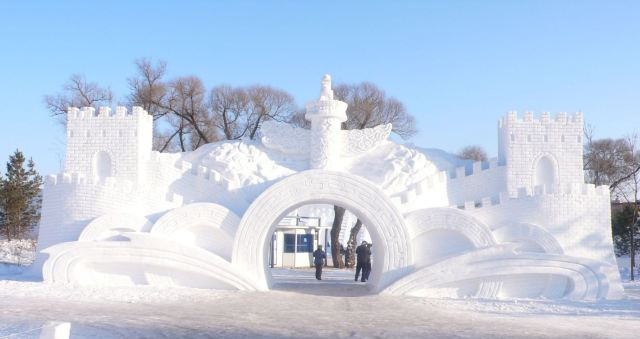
67;106;152;120
499;111;583;128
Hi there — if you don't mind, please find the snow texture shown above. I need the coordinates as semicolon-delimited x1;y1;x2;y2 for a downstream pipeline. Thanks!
0;268;638;339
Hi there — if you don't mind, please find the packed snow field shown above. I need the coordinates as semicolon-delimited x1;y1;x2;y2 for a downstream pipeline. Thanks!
0;243;638;339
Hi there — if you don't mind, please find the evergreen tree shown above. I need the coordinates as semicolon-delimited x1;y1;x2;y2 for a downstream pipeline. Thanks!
612;205;635;255
0;150;43;240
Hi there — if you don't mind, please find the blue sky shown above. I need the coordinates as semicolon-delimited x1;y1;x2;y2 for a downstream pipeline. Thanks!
0;1;638;175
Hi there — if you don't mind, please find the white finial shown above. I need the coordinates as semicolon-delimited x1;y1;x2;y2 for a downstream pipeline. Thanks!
320;74;333;101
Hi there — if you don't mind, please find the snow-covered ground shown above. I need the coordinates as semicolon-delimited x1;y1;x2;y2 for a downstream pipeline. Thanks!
0;239;36;265
0;242;639;338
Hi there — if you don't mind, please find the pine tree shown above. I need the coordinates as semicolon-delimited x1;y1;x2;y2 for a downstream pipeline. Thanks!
0;150;43;240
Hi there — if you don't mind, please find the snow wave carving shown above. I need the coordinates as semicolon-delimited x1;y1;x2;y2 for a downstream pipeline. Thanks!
492;223;564;254
78;213;152;241
406;208;495;267
232;169;412;292
342;123;392;157
151;203;240;261
42;233;258;291
384;245;623;300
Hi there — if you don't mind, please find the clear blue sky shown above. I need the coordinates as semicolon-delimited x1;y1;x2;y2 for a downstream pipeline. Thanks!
0;1;638;175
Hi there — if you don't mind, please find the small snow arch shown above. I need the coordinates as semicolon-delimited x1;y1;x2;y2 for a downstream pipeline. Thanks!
533;154;557;189
232;170;412;292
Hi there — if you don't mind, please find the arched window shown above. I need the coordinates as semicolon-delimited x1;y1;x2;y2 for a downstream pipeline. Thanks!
534;156;556;188
93;151;112;181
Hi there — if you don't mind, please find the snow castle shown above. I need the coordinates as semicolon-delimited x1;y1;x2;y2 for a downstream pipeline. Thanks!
34;75;623;300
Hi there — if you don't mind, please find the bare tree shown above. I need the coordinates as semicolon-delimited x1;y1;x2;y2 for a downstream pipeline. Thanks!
127;59;169;120
330;206;346;268
167;76;218;150
127;59;177;151
127;60;218;151
44;74;113;124
208;84;298;141
48;60;298;152
246;85;297;140
334;82;416;139
346;219;363;268
584;129;639;192
458;145;488;162
209;85;251;140
287;108;310;129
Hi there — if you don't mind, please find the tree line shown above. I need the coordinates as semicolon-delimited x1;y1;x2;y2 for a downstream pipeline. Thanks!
45;59;417;154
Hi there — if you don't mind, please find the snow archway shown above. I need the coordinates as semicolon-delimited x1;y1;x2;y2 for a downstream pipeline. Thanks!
232;170;412;292
533;154;558;189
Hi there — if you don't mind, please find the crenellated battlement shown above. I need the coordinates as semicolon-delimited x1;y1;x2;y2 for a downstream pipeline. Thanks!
389;171;448;207
454;183;609;212
173;159;235;190
499;111;583;128
44;172;136;194
448;158;503;180
67;106;151;120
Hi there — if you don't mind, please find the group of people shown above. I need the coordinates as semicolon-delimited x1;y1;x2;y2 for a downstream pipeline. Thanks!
312;240;372;282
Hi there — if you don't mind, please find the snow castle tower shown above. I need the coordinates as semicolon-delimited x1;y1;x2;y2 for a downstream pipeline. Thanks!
65;106;153;184
498;111;584;196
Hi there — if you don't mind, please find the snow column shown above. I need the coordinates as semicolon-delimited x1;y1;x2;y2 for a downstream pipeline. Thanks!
305;74;348;170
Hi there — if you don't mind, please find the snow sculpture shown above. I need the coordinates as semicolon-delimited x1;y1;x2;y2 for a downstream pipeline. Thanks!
78;213;152;241
31;75;624;301
305;74;348;170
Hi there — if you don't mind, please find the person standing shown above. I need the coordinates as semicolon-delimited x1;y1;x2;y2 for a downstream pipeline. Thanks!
355;241;371;282
362;243;372;281
313;245;327;280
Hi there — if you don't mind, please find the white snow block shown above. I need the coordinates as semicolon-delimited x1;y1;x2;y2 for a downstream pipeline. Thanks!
39;322;70;339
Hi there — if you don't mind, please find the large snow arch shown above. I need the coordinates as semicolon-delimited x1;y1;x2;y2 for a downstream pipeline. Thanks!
232;169;412;292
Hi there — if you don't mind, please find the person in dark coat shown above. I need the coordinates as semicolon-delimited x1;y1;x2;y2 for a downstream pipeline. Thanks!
362;243;372;281
355;241;371;282
312;245;327;280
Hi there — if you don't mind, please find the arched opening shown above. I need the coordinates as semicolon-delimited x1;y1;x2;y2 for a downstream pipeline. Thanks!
267;203;374;296
534;155;556;188
232;170;412;293
92;151;112;181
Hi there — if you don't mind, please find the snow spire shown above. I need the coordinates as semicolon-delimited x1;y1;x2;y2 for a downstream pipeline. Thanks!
319;74;334;101
305;74;348;170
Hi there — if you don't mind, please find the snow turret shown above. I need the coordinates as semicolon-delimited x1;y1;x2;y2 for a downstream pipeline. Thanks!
65;106;153;184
